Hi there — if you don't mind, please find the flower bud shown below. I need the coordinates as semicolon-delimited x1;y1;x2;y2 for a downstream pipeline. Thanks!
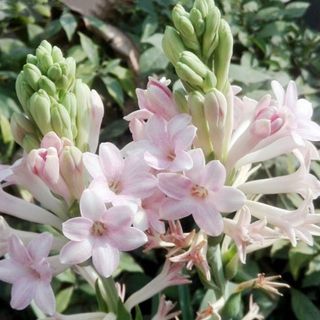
173;88;189;113
162;26;185;65
51;46;64;63
38;75;56;96
61;92;77;123
194;0;215;17
36;41;53;73
26;54;38;65
15;72;34;115
47;63;63;81
202;7;221;62
22;134;40;152
214;20;233;92
23;63;41;91
74;80;91;151
60;146;85;199
29;89;52;135
174;15;199;52
190;8;205;37
50;103;73;141
10;112;37;147
176;62;203;88
188;92;213;156
64;57;76;87
179;51;208;77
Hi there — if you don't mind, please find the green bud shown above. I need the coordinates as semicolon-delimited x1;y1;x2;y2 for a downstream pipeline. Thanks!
176;62;203;88
190;8;205;37
36;42;53;73
51;46;64;63
64;57;76;87
203;71;217;92
187;92;213;156
51;103;73;140
162;26;185;65
214;20;233;92
202;6;221;63
47;63;63;81
15;72;34;115
39;75;56;96
23;63;42;91
175;15;200;52
172;4;189;23
26;54;38;64
173;88;188;113
22;134;40;152
56;75;69;91
221;293;241;319
29;89;52;135
10;112;36;146
179;51;208;77
74;80;91;151
62;92;77;122
194;0;215;17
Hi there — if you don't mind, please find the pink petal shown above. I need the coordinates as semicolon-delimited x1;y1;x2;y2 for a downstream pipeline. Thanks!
271;80;285;105
185;149;206;181
145;116;167;146
99;143;124;182
41;132;62;151
59;240;92;265
102;205;134;228
80;189;106;220
0;260;29;283
108;227;147;251
28;233;53;261
8;235;30;264
169;150;193;172
160;198;193;220
10;277;36;310
92;244;119;277
158;173;192;200
173;125;196;151
210;187;245;213
167;114;192;139
285;81;297;109
34;282;56;315
192;202;223;236
83;152;105;179
62;217;93;241
43;151;60;185
202;160;226;190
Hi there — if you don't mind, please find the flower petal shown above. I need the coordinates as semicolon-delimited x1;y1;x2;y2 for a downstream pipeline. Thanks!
210;187;245;213
102;206;134;229
34;282;56;315
0;259;29;283
202;160;226;190
83;153;105;179
8;235;30;264
80;189;106;220
10;277;36;310
158;173;192;200
28;232;53;261
62;217;93;241
108;227;147;251
92;244;119;277
99;143;124;182
160;198;193;220
59;240;92;265
192;202;223;237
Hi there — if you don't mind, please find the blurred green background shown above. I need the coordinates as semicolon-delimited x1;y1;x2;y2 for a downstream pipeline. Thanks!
0;0;320;319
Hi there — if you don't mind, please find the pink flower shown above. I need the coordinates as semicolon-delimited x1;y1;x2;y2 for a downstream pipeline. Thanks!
83;142;156;206
158;149;245;236
0;233;55;315
142;114;196;172
59;189;147;277
272;80;320;141
152;295;180;320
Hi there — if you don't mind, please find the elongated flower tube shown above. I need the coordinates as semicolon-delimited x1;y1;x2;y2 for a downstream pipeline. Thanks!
43;312;116;320
152;295;180;320
124;261;190;312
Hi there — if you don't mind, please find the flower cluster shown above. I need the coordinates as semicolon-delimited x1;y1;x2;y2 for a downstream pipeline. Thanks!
0;0;320;318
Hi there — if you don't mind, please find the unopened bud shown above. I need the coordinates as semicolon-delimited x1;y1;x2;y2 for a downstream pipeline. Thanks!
60;146;84;199
51;103;73;141
162;26;185;65
180;51;208;77
47;63;63;81
29;89;52;135
173;88;188;113
190;8;205;37
15;72;34;114
22;134;40;152
39;75;56;96
214;20;233;92
23;63;41;91
176;62;203;88
204;89;227;129
36;41;53;73
26;54;38;65
51;46;64;63
10;112;37;146
194;0;215;17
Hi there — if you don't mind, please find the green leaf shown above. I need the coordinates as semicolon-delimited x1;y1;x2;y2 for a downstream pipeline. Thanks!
68;45;88;63
178;285;193;320
101;76;124;107
221;292;242;319
141;33;163;49
303;271;320;288
117;299;132;320
78;32;100;66
60;10;77;41
118;253;143;274
0;115;13;143
27;24;44;42
284;2;309;18
55;269;76;284
0;90;20;118
56;287;74;313
230;64;271;84
100;120;128;141
95;279;109;312
139;47;169;74
291;289;320;320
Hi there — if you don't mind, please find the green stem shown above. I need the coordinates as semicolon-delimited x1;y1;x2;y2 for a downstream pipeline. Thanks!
178;285;193;320
102;276;119;314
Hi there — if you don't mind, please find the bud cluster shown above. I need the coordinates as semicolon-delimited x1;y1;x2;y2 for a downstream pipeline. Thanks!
12;40;103;153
